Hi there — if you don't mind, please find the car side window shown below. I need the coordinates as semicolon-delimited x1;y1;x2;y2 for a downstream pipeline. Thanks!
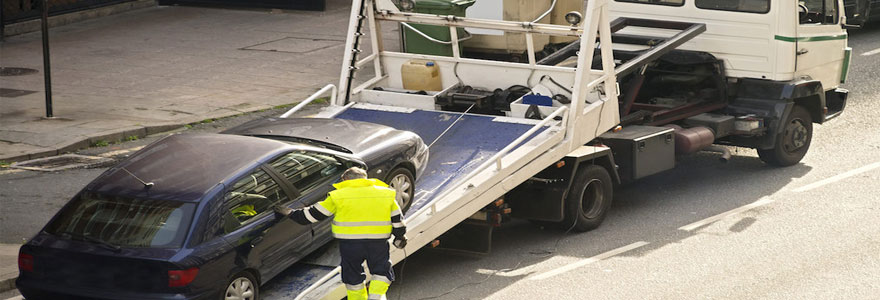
614;0;684;7
223;169;289;232
269;150;345;194
695;0;769;13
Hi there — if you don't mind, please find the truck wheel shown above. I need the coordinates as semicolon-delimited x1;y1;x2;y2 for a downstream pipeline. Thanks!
563;165;613;232
757;105;813;167
387;167;415;213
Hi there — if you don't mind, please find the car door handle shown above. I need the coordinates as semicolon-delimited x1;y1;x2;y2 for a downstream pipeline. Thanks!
250;236;264;248
797;48;809;55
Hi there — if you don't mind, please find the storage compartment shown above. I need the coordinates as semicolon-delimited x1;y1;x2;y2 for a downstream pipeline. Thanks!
598;125;675;182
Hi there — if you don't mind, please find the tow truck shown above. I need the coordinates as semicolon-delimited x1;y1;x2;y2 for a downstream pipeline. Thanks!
259;0;850;298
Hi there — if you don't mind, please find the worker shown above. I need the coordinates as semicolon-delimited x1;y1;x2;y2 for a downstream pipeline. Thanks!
274;167;407;300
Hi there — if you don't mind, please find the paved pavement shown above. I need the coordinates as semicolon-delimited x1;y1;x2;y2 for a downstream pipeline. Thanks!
0;0;397;163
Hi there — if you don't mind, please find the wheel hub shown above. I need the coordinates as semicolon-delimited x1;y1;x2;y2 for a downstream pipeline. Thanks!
390;174;413;210
783;119;808;153
226;277;255;300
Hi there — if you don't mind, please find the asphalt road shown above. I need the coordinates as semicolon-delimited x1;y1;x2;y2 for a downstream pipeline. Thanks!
2;28;879;300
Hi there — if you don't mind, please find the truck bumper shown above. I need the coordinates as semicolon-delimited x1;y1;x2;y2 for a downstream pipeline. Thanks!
824;88;848;122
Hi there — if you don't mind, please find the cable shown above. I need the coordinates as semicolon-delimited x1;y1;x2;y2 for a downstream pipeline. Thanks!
540;75;573;94
427;103;475;149
396;247;408;300
416;260;524;300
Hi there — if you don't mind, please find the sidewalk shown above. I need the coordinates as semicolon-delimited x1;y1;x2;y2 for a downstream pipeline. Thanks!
0;0;398;163
0;244;18;294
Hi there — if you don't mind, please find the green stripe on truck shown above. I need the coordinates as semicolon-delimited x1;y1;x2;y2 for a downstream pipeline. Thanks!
841;47;852;84
774;34;848;42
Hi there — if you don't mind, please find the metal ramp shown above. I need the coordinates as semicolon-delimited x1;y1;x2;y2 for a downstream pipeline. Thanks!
335;106;548;213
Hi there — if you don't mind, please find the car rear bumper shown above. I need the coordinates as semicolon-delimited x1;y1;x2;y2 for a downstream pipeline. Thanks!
17;277;215;300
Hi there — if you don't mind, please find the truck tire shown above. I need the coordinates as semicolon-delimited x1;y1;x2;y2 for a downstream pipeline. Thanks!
563;165;614;232
757;105;813;167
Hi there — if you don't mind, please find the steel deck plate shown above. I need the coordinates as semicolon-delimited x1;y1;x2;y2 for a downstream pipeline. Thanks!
336;107;545;213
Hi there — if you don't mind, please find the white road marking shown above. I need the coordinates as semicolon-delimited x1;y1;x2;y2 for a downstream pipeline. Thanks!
529;241;649;280
97;146;145;158
793;161;880;192
861;48;880;56
679;197;774;232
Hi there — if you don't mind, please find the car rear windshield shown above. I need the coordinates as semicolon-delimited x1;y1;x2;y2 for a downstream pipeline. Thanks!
46;192;196;248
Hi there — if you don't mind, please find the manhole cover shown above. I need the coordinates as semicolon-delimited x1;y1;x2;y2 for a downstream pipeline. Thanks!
0;88;38;98
11;154;114;172
243;37;343;53
0;67;39;77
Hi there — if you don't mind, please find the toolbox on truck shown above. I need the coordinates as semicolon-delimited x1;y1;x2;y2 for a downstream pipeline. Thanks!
599;125;675;182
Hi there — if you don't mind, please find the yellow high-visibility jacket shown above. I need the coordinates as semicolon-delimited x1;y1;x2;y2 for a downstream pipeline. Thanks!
294;178;406;240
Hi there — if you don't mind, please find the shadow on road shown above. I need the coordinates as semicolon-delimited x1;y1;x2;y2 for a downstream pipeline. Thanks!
389;150;812;299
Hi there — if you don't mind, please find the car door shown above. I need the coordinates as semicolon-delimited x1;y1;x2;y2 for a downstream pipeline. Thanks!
220;166;309;281
267;150;348;250
796;0;850;87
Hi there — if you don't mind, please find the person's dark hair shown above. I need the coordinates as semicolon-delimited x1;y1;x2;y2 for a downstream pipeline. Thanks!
341;167;368;181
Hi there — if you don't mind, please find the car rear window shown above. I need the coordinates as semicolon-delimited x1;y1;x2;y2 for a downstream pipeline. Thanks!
46;192;195;248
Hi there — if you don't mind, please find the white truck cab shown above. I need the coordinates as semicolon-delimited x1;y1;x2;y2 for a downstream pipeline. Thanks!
608;0;851;93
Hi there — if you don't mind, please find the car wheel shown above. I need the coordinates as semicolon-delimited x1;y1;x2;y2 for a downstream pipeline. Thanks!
562;165;613;232
223;272;258;300
387;167;415;213
757;105;812;167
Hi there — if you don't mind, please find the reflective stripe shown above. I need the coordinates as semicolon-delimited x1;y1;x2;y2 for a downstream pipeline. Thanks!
390;209;401;217
303;209;318;223
372;275;391;284
392;222;405;228
334;233;392;239
315;203;333;215
332;220;392;227
368;294;383;300
345;283;365;291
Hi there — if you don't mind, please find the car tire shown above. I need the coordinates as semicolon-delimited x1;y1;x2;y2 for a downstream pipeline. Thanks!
562;165;613;232
223;271;259;300
757;105;813;167
387;167;415;213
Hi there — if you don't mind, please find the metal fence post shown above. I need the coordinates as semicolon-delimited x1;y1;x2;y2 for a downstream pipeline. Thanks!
42;0;54;118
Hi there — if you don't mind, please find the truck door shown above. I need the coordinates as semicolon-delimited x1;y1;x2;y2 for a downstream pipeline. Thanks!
795;0;850;88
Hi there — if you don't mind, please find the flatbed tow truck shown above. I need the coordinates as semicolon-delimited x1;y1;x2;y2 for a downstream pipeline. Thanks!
258;0;850;298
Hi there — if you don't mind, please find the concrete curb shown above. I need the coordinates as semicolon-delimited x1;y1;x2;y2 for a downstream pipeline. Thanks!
0;277;14;294
3;0;157;37
0;123;185;163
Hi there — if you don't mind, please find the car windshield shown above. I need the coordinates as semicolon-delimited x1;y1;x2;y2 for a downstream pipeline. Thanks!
45;192;196;248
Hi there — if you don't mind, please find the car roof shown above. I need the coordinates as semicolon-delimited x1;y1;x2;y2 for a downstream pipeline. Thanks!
87;133;289;202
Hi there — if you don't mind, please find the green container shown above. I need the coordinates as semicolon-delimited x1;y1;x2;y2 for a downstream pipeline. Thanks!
403;0;476;57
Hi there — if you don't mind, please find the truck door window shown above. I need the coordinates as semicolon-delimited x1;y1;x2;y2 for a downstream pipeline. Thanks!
695;0;769;13
799;0;839;24
614;0;684;7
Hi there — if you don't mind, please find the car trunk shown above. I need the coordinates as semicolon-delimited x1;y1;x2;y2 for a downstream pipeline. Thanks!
21;237;181;293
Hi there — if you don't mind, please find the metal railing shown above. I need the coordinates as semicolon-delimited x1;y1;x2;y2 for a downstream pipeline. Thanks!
279;84;338;118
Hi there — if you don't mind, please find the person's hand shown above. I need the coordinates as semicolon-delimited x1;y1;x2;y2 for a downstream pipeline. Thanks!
393;237;407;249
273;205;293;218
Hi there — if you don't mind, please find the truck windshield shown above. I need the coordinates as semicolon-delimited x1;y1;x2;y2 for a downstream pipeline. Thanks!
45;192;195;248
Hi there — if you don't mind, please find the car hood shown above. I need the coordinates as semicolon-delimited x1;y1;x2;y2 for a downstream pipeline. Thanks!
223;117;412;155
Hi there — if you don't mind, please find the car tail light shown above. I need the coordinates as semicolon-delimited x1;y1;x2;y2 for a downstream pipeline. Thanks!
168;267;199;287
19;253;34;272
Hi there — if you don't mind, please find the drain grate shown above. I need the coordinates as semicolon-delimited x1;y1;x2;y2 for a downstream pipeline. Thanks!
0;67;39;77
11;154;114;172
0;88;38;98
